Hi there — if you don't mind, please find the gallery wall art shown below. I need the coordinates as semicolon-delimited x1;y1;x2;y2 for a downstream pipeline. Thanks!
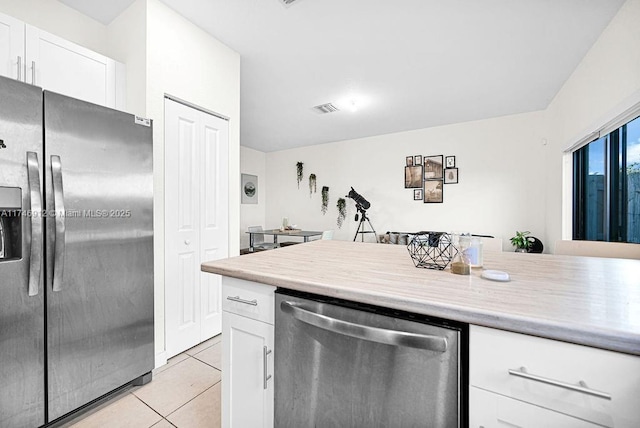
403;154;460;203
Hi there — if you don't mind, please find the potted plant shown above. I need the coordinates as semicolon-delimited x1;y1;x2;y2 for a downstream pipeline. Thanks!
321;186;329;214
309;173;316;196
336;198;346;228
510;231;532;252
296;162;304;188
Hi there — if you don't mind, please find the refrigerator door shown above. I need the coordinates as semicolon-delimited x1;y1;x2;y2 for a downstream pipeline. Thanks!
44;91;154;421
0;77;45;427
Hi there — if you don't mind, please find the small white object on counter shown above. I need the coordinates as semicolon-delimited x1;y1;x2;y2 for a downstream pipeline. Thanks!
481;270;510;282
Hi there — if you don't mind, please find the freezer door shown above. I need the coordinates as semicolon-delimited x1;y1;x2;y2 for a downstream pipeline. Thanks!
0;76;45;427
44;91;154;422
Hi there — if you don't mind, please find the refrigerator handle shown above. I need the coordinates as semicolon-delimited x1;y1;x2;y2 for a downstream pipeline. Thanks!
51;155;65;292
27;152;43;297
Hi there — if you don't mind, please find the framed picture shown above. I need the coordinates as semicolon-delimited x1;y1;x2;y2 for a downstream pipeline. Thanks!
423;179;443;203
413;189;423;200
444;168;459;184
404;165;423;188
423;155;443;180
445;156;456;168
241;173;258;204
414;155;422;165
406;156;414;166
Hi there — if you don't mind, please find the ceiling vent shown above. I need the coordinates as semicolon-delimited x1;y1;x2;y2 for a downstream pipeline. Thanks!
313;103;339;114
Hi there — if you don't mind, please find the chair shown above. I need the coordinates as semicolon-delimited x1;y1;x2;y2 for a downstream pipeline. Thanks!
248;226;279;250
554;240;640;259
321;230;334;240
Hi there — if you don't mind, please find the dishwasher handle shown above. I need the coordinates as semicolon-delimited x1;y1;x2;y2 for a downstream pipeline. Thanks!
280;301;448;352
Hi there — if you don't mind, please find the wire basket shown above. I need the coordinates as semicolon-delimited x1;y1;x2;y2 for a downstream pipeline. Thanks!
407;231;457;270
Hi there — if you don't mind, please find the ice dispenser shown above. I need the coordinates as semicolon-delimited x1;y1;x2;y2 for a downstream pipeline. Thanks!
0;186;22;260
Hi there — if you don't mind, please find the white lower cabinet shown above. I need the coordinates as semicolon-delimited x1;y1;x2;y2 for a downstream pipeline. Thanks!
470;386;600;427
469;325;640;428
222;278;274;428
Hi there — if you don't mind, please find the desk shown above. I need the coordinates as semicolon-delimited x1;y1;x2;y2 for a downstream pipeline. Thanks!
247;229;323;249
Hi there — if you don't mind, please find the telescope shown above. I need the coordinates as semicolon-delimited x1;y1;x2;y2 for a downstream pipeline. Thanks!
346;187;377;242
346;187;371;211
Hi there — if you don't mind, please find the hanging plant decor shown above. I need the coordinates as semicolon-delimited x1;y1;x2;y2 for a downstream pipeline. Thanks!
308;173;317;197
337;198;347;228
321;186;329;214
296;162;304;188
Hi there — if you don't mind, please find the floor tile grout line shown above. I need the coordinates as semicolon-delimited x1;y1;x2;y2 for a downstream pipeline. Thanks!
160;417;178;428
137;357;222;421
191;353;223;371
164;381;221;420
129;392;168;426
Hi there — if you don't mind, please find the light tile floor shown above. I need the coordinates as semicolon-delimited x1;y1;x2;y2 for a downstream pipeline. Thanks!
61;335;222;428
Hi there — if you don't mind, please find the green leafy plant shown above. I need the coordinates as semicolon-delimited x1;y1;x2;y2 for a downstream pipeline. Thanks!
336;198;346;228
296;162;304;188
309;173;317;197
510;231;532;251
321;186;329;214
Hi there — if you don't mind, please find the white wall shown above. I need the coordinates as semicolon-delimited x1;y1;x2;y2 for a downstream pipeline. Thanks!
544;0;640;245
0;0;107;54
258;0;640;253
106;0;146;117
240;146;267;249
265;111;547;251
146;0;241;363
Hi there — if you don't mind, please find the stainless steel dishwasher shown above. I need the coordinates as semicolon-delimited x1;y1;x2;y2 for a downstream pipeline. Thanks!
275;289;467;428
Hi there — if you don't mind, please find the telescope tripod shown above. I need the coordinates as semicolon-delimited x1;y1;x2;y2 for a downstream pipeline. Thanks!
353;209;378;243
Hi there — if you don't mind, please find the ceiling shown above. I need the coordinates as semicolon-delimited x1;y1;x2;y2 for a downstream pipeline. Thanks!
59;0;625;152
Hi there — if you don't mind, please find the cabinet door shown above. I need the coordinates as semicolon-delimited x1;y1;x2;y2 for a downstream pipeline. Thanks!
222;311;274;428
0;12;24;80
470;387;600;428
25;25;117;108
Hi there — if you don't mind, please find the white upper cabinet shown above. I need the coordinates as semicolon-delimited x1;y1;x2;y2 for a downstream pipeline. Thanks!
0;12;24;80
0;12;125;110
25;25;119;108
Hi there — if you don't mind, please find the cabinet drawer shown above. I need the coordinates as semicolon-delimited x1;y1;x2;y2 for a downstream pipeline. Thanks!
222;277;275;324
470;325;640;427
470;386;600;428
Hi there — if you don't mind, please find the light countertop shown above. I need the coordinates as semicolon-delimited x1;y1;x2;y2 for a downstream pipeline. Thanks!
201;240;640;356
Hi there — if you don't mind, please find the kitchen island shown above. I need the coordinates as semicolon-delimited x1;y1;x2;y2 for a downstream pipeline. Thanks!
202;240;640;427
203;240;640;355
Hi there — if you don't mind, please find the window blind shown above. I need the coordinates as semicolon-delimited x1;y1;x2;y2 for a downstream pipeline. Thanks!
565;100;640;153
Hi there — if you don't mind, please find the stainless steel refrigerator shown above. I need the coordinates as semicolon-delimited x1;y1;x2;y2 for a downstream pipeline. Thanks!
0;75;154;427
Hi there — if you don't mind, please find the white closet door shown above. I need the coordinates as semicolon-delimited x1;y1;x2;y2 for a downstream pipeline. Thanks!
199;108;229;338
165;98;228;358
25;25;116;108
0;12;24;80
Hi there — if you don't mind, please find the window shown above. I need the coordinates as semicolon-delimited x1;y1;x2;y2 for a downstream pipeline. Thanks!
573;115;640;243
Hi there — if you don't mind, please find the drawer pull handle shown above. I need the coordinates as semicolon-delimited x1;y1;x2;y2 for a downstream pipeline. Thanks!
226;295;258;306
508;367;611;400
